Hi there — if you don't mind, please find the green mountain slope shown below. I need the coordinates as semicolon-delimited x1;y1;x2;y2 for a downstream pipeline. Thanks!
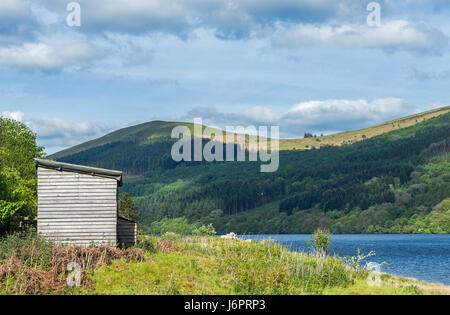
52;106;450;159
51;107;450;234
51;121;192;160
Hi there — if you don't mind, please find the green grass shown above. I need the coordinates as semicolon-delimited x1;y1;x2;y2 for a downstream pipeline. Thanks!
324;273;449;295
72;236;359;295
70;236;449;295
323;279;432;295
2;233;448;295
73;252;231;295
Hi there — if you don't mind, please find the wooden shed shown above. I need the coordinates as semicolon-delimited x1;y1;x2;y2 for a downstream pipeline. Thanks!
35;159;137;247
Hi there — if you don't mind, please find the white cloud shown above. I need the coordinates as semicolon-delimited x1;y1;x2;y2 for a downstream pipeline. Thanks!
272;20;448;55
282;98;416;128
0;42;94;71
1;1;446;71
182;98;419;138
1;110;113;152
243;106;281;123
1;110;24;121
26;117;112;147
36;1;391;39
42;0;190;36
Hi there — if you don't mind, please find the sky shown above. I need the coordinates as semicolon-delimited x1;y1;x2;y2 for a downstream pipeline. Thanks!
0;0;449;154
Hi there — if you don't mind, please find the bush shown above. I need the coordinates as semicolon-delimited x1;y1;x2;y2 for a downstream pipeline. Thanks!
307;229;331;253
0;230;53;267
136;235;156;253
193;224;216;236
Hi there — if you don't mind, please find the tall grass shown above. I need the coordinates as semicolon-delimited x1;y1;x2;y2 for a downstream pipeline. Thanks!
145;235;366;294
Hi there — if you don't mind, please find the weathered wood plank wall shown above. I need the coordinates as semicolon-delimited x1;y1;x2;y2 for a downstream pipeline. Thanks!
117;217;137;247
37;167;118;246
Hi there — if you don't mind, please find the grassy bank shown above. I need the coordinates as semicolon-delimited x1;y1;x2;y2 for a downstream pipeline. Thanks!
73;236;449;295
1;232;448;295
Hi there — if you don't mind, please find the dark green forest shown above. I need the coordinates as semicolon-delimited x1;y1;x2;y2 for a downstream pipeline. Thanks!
52;111;450;234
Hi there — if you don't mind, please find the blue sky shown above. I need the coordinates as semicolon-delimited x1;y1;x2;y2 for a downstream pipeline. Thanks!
0;0;449;154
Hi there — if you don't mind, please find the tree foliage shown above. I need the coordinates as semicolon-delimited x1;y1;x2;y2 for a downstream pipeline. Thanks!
0;117;44;232
308;229;331;253
118;193;139;222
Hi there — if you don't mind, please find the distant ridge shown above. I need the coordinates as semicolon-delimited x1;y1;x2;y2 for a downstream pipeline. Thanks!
51;106;450;159
279;106;450;150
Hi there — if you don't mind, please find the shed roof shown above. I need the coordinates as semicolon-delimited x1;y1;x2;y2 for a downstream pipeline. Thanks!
118;216;137;224
35;158;123;186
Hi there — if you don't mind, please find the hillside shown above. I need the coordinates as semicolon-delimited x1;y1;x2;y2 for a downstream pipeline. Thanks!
279;106;450;150
51;107;450;234
51;121;193;160
52;106;450;159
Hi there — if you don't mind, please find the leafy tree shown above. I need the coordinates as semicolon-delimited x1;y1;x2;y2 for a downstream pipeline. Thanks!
0;117;44;232
308;229;331;253
0;118;43;178
193;223;216;236
118;193;139;222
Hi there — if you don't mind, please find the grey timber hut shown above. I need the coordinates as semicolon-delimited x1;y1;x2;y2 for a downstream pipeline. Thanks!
35;159;137;247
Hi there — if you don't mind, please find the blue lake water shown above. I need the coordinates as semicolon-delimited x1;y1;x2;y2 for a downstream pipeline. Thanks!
240;234;450;285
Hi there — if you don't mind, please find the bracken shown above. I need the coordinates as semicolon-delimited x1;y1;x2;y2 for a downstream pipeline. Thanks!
0;232;147;295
